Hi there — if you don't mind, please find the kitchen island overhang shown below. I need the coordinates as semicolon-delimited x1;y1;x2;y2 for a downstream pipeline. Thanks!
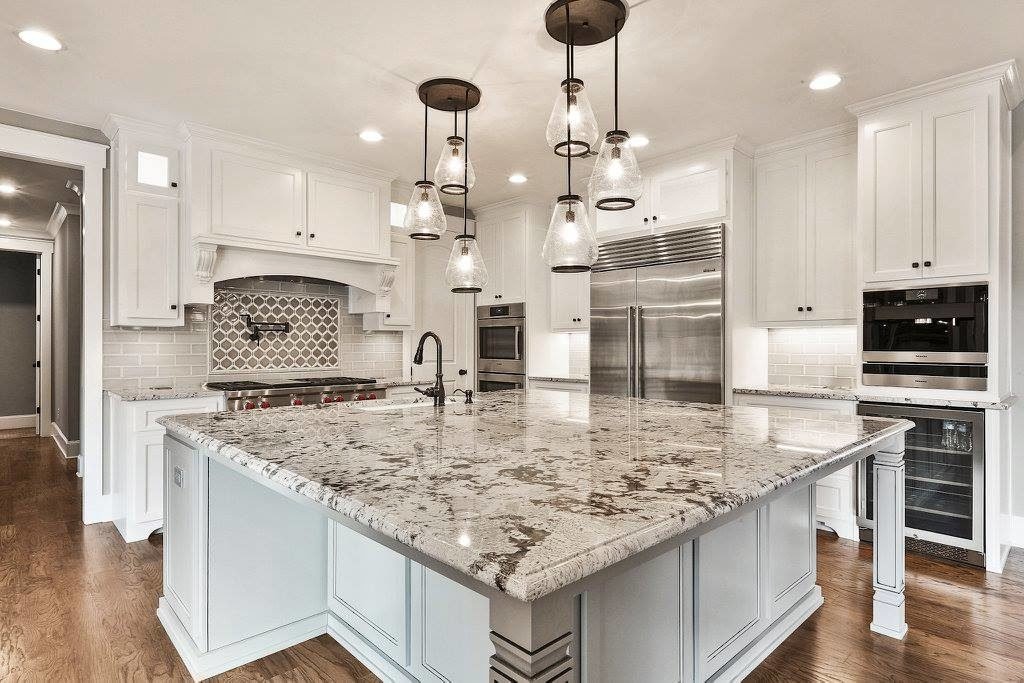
157;390;912;682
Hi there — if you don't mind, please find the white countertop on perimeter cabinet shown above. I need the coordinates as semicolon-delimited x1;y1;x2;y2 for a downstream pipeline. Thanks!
733;385;1016;411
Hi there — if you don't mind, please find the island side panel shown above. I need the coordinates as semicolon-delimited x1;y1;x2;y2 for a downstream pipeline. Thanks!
870;432;908;639
489;589;577;683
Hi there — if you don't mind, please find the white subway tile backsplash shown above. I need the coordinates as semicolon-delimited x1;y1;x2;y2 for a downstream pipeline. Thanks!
766;326;857;389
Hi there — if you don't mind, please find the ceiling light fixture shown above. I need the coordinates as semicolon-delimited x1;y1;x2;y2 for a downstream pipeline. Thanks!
431;83;477;195
809;72;842;91
589;10;641;211
508;173;528;184
0;183;16;195
628;134;649;148
17;29;63;51
402;97;446;240
358;129;383;142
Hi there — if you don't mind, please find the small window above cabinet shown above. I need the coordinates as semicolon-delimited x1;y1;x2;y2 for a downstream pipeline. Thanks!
126;140;180;197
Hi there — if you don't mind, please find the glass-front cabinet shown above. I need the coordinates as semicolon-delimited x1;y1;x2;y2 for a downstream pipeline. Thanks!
857;403;984;565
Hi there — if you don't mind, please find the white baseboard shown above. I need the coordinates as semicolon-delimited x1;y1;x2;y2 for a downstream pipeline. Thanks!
50;421;80;459
1012;515;1024;549
0;414;36;430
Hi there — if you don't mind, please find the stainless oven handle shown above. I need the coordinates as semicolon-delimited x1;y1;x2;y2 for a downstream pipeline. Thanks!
514;327;521;361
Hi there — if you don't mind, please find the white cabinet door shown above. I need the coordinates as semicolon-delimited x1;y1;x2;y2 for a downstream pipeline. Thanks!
163;436;204;646
211;150;305;245
126;139;180;197
592;190;650;241
476;220;501;303
922;93;989;279
650;155;728;231
329;521;409;665
132;432;165;525
805;145;857;321
861;112;923;282
550;271;588;331
755;157;805;323
120;194;181;324
415;232;475;391
306;171;384;257
386;235;415;327
767;485;815;618
498;214;527;303
410;565;491;682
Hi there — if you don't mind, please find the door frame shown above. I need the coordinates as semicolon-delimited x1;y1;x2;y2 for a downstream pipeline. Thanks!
0;236;52;436
0;123;108;524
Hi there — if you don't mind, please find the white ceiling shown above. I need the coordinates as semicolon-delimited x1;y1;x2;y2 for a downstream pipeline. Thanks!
2;0;1023;209
0;155;81;233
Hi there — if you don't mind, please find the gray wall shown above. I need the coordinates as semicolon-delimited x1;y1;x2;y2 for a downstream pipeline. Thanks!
53;214;82;440
0;251;37;417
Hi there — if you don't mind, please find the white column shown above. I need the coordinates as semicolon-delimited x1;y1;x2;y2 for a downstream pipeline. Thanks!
489;589;576;682
870;433;908;639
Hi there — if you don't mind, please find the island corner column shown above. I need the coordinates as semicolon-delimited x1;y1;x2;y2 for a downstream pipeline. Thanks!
870;432;908;640
488;588;577;682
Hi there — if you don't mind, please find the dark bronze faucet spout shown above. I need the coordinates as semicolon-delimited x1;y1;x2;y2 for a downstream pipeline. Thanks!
412;331;445;406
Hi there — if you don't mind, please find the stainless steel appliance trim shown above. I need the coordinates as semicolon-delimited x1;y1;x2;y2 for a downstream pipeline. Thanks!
476;302;526;319
477;358;526;374
856;402;985;555
862;351;988;364
860;373;988;391
476;316;525;329
477;371;526;391
593;223;724;272
635;305;645;398
514;327;521;361
627;305;635;398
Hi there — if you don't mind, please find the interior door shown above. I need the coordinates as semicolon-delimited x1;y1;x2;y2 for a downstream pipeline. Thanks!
589;269;635;397
636;259;723;403
414;232;474;390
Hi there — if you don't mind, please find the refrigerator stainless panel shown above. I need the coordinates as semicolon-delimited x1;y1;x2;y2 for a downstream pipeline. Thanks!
635;258;723;404
589;269;636;397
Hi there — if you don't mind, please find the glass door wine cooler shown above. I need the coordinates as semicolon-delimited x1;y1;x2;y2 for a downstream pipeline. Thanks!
857;403;984;566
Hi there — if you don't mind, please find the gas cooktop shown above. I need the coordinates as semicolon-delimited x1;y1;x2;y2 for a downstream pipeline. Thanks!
205;376;378;392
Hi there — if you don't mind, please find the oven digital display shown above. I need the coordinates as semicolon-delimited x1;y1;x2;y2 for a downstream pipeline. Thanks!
489;305;510;317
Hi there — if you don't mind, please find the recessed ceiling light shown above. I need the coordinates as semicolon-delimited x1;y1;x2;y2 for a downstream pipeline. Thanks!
359;129;383;143
0;218;10;228
628;134;649;148
17;29;63;51
809;72;842;91
0;183;16;195
508;173;527;184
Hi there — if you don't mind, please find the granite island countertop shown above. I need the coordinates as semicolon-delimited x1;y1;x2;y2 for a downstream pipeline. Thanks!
159;389;910;602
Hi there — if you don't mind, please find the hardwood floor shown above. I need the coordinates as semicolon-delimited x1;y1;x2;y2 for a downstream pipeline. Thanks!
1;430;1022;681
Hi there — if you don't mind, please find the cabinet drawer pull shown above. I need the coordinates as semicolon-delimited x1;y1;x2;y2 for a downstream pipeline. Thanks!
912;262;920;268
923;260;932;267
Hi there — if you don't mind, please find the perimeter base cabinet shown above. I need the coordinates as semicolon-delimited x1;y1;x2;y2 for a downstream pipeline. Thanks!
851;63;1021;285
754;131;857;325
733;393;859;540
105;392;223;543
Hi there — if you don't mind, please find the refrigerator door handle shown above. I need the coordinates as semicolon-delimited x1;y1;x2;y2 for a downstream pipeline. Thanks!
627;305;636;397
635;305;644;398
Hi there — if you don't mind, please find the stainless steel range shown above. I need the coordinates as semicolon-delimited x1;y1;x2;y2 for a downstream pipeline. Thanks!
206;376;388;411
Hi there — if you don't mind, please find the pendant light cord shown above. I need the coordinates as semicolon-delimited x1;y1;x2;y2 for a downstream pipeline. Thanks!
463;100;469;238
565;1;572;196
422;102;428;182
614;20;620;131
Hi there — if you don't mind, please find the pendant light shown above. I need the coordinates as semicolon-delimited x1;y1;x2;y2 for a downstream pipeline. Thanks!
542;3;599;273
543;5;599;158
434;107;476;194
588;18;642;211
446;109;488;293
403;102;447;239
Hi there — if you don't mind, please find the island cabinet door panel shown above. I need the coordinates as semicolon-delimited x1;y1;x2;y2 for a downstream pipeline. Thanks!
583;544;685;683
211;150;305;245
409;564;491;682
329;520;410;665
767;485;816;619
131;432;165;525
695;510;764;679
306;171;383;257
207;460;327;651
163;436;205;648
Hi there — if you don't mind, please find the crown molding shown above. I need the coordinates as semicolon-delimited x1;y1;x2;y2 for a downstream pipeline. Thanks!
101;113;177;141
754;121;857;158
847;60;1022;116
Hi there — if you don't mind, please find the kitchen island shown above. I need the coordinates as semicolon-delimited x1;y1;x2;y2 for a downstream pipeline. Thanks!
158;390;911;682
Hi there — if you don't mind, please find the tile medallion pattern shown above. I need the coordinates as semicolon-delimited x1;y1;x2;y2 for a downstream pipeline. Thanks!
210;289;340;372
161;390;911;602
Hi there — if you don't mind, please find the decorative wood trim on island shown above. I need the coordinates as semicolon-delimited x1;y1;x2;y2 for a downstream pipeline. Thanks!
870;435;908;639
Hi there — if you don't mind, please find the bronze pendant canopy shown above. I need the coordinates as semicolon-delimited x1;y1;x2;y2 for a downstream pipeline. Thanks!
544;0;628;46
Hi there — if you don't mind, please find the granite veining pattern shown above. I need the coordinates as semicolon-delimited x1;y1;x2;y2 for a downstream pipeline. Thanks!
734;385;1016;410
160;390;909;602
105;386;224;402
528;375;589;384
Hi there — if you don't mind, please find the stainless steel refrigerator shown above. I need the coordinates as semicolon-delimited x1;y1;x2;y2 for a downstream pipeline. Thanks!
590;224;724;403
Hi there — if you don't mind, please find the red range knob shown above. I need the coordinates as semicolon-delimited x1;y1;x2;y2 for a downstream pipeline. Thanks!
356;393;366;401
335;394;346;402
291;397;304;406
259;399;271;409
243;400;256;410
368;393;377;400
321;394;334;404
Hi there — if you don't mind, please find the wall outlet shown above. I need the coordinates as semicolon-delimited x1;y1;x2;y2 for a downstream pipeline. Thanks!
173;466;184;488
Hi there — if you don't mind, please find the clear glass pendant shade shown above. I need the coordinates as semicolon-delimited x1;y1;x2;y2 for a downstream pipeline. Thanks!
434;136;476;194
403;181;447;239
542;194;599;273
545;78;599;157
445;235;488;293
589;131;643;211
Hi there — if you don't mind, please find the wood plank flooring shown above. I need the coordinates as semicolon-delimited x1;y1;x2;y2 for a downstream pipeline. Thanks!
1;429;1022;681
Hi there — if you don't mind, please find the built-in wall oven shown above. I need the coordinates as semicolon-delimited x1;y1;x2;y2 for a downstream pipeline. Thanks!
857;402;984;566
476;303;526;392
862;284;988;390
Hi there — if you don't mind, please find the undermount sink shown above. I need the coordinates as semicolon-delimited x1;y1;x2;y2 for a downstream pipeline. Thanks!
352;395;464;412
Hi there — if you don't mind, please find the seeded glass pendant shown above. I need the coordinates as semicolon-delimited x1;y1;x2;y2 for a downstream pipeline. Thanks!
589;131;642;210
446;234;487;293
542;194;598;272
434;134;476;194
403;180;447;239
545;78;599;157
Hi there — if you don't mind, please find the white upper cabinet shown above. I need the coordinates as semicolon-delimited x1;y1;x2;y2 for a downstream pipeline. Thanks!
550;271;589;331
754;133;857;325
211;150;306;246
306;170;384;258
126;139;180;197
593;148;730;242
476;213;527;303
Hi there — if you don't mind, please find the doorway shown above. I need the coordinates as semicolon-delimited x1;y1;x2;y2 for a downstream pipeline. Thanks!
0;250;39;432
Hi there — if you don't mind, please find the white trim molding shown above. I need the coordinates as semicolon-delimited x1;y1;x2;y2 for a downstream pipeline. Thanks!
0;121;108;524
51;420;80;459
1012;515;1024;549
753;121;858;158
46;201;80;238
0;415;36;430
847;59;1023;115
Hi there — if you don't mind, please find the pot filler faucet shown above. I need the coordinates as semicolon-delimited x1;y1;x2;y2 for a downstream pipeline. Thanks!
413;331;446;406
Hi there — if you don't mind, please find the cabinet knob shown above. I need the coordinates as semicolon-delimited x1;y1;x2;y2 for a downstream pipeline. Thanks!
797;306;804;312
170;181;178;188
643;217;649;223
912;262;920;268
652;215;658;221
170;304;178;310
295;230;302;237
806;306;813;312
385;313;391;318
309;233;316;239
923;260;932;267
